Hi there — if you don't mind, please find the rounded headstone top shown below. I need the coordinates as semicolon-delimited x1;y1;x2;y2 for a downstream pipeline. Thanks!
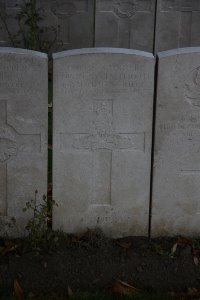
158;47;200;58
52;48;154;59
0;47;47;58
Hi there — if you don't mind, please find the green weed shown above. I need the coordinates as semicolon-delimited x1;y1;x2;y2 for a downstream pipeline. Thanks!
23;190;58;253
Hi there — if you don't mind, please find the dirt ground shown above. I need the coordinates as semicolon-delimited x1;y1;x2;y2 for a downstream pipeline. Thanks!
1;230;200;298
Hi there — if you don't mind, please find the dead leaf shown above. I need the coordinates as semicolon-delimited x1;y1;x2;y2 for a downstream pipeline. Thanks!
115;241;131;249
111;279;139;296
70;234;80;243
0;241;19;256
187;287;200;296
0;241;13;255
42;261;47;269
27;292;35;298
171;236;194;255
171;243;178;254
177;236;193;246
169;287;200;298
193;256;199;266
68;286;74;297
14;279;24;300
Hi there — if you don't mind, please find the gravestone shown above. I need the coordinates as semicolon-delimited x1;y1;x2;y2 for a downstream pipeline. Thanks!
0;48;48;237
0;0;21;47
95;0;156;52
49;0;95;49
53;48;154;237
152;47;200;236
155;0;200;52
0;0;95;50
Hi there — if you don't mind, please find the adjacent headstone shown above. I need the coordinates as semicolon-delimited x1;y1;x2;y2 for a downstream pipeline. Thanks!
53;48;154;237
0;0;21;47
152;47;200;236
49;0;95;49
0;48;48;237
95;0;156;52
0;0;95;50
155;0;200;52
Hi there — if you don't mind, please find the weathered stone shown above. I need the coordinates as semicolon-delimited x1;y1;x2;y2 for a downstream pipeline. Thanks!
155;0;200;52
95;0;156;52
0;48;48;237
152;47;200;236
53;48;154;237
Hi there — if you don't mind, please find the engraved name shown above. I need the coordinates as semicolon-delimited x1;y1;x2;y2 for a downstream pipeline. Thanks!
63;64;151;91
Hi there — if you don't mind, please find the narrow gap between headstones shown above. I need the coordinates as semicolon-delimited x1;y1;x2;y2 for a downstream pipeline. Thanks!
47;56;53;229
153;0;158;55
148;54;159;239
93;0;96;47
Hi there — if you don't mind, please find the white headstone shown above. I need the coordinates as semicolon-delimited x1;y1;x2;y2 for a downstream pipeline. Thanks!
152;47;200;236
95;0;156;52
155;0;200;52
53;48;154;237
0;48;48;237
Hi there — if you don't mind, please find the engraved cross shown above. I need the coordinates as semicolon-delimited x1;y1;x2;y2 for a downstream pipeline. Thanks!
0;100;41;216
60;99;145;205
175;0;200;47
112;0;152;48
52;1;88;47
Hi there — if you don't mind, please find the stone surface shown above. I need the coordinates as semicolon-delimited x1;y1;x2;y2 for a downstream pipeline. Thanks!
155;0;200;52
152;47;200;236
0;48;48;237
0;0;95;50
53;48;154;237
95;0;156;52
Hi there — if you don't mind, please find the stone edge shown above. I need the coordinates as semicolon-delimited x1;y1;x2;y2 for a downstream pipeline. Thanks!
158;47;200;58
52;47;154;59
0;47;47;58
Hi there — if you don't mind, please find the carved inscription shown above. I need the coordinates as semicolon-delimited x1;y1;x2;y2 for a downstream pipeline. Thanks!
64;64;151;92
61;99;145;152
0;99;42;216
0;100;18;163
0;100;42;164
185;67;200;107
60;99;145;205
0;59;41;92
